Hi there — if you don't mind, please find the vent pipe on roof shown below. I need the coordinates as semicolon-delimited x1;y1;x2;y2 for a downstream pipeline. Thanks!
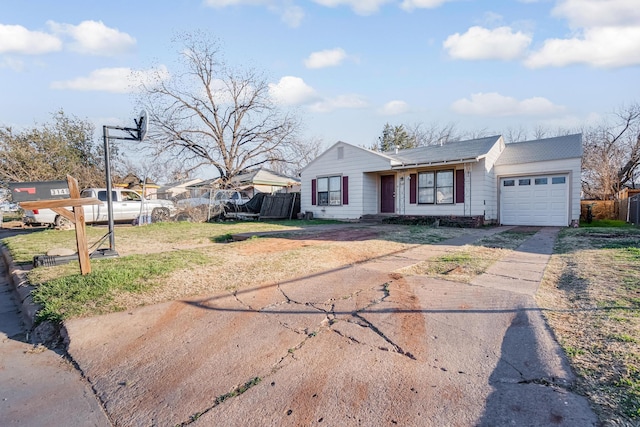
394;145;399;154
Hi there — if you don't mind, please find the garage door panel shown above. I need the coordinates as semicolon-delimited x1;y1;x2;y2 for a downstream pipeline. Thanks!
500;175;568;226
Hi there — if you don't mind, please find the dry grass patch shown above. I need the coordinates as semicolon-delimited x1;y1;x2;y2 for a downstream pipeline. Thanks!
537;227;640;425
112;237;414;308
397;229;537;282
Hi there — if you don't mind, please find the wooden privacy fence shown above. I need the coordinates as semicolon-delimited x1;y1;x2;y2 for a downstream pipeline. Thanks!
580;200;618;221
259;193;300;219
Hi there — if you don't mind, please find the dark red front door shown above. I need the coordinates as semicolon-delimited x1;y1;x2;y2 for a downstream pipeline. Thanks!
380;175;395;213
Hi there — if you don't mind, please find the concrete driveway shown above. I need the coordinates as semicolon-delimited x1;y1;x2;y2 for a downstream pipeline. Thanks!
59;226;597;426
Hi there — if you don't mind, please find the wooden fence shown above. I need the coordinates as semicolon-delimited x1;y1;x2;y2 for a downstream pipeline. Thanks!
580;200;617;221
259;193;300;219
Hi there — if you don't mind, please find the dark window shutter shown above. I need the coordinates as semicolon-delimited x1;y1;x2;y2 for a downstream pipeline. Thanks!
311;179;317;205
409;174;417;204
455;169;464;204
342;176;349;205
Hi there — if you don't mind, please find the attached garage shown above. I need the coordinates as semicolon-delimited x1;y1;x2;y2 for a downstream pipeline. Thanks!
500;175;569;226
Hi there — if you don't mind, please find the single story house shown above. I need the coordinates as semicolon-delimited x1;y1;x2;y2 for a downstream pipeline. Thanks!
188;168;301;198
300;134;582;227
156;178;204;200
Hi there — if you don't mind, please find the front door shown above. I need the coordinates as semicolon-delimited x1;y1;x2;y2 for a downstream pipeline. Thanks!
380;175;395;213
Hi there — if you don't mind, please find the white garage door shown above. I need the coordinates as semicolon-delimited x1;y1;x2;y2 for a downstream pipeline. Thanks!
500;175;568;226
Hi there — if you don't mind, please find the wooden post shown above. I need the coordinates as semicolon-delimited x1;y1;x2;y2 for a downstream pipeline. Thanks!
16;175;102;276
68;176;91;274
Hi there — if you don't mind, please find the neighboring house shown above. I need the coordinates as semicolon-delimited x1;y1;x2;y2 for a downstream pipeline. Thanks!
300;134;582;227
156;178;204;200
114;173;161;199
234;168;301;195
188;168;301;197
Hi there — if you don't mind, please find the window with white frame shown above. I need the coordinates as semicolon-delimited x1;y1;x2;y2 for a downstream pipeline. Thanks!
317;176;342;206
418;170;454;204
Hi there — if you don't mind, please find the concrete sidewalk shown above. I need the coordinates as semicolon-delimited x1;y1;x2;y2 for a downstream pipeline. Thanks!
0;242;111;427
57;226;597;426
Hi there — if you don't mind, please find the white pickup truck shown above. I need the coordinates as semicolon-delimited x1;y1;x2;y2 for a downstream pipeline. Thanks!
23;188;176;227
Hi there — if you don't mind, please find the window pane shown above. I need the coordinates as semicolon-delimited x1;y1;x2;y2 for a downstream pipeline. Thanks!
436;170;453;186
318;192;328;206
418;172;434;187
519;179;531;186
317;177;328;192
535;178;548;185
437;187;453;204
552;177;566;184
329;176;341;191
418;188;434;204
329;191;341;205
503;180;515;187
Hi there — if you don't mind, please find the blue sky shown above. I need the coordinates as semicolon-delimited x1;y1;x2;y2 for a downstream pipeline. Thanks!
1;0;639;177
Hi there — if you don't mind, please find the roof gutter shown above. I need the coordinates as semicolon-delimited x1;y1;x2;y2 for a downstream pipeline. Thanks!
390;157;480;170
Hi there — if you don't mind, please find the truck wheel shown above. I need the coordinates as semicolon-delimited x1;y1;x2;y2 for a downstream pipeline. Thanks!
55;215;72;230
151;207;170;223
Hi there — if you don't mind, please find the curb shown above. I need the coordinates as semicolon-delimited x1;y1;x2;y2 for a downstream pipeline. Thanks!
1;244;40;331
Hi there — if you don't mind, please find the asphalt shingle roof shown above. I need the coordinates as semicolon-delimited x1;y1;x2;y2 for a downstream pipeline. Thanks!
494;134;582;166
387;135;501;166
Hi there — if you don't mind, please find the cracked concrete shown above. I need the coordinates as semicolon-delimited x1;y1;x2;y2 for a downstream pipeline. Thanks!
55;226;597;426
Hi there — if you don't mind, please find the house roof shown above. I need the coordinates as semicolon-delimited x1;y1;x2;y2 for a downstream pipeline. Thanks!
157;178;203;192
234;168;300;186
188;168;300;189
495;134;582;166
388;135;502;168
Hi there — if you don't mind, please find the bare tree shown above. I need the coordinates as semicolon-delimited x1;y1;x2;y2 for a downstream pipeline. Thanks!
404;122;461;146
270;136;324;177
136;32;300;187
504;125;528;143
582;103;640;200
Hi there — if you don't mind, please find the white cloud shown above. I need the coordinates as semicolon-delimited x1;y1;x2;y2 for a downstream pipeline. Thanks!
451;92;565;117
280;5;305;28
553;0;640;28
203;0;304;27
379;100;409;115
0;24;62;54
400;0;453;11
304;48;348;69
309;94;368;113
312;0;391;15
269;76;319;105
47;20;135;56
268;76;368;112
51;66;167;93
443;26;532;60
524;0;640;68
525;26;640;68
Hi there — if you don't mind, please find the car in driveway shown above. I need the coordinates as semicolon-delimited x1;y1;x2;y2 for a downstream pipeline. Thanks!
0;202;19;212
23;188;176;227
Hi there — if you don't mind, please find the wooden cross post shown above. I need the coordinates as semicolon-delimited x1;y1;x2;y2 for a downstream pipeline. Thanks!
17;176;101;275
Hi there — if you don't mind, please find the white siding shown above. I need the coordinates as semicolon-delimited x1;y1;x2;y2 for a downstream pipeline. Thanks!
494;157;581;224
362;173;379;215
480;137;505;221
300;142;391;219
